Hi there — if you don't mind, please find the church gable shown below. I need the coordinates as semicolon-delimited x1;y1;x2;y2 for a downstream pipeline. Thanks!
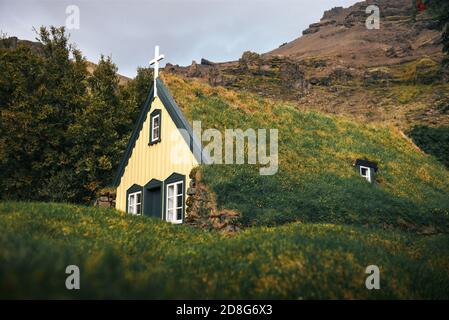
113;78;201;187
114;78;202;219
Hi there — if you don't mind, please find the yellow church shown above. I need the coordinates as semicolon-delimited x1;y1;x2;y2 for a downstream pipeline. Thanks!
113;46;203;224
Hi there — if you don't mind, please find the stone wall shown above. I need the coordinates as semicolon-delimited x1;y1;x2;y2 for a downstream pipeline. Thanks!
94;189;116;208
185;168;240;234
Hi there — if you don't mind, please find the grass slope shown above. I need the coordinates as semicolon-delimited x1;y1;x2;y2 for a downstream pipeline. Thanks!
2;75;448;299
162;74;449;231
1;202;449;299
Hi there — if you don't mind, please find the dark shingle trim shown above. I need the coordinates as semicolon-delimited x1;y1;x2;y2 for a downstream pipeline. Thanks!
355;159;378;172
156;79;204;163
113;86;154;187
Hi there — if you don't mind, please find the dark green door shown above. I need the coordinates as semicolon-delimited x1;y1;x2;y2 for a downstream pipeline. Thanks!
144;186;162;218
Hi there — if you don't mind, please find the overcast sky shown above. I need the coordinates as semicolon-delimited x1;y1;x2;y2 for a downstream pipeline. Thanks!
0;0;360;77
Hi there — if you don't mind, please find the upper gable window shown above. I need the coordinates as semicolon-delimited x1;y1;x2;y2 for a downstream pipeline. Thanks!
149;109;161;145
152;115;160;140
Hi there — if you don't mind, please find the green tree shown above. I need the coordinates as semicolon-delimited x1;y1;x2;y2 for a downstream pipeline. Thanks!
69;55;132;201
0;27;89;201
0;26;154;204
0;44;46;199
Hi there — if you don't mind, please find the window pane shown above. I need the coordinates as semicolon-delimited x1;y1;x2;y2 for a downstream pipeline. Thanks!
153;117;159;135
177;208;182;220
361;168;368;176
168;197;173;210
177;195;183;208
136;204;141;214
129;194;135;206
177;182;183;195
168;185;174;197
167;209;173;221
136;193;141;204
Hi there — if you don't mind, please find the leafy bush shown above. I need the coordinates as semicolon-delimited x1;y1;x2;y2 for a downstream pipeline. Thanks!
409;125;449;169
38;170;82;203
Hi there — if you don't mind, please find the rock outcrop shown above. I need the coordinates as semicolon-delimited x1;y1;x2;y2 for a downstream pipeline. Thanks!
322;7;344;21
279;61;310;93
302;20;336;35
201;58;215;66
187;60;203;78
364;67;393;85
238;51;262;70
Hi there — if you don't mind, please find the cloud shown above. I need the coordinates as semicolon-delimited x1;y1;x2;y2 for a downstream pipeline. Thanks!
0;0;360;77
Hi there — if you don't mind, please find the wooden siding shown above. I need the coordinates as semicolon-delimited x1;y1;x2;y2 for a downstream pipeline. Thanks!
116;97;198;213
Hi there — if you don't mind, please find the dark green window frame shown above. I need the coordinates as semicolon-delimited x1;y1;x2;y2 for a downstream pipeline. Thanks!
126;184;143;215
149;109;162;145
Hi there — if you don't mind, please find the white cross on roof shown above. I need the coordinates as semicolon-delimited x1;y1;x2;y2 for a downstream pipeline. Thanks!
149;45;165;98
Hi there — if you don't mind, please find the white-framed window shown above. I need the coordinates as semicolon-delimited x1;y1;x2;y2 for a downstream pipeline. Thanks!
128;191;142;215
151;114;160;142
359;166;371;183
166;181;183;224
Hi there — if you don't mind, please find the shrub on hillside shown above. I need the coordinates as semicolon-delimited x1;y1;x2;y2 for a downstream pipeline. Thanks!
409;125;449;169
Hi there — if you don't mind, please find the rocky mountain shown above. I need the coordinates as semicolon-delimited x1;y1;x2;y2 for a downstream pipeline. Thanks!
268;0;442;67
164;0;448;129
2;0;447;129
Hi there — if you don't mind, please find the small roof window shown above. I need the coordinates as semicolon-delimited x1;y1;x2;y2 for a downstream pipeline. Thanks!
355;159;378;183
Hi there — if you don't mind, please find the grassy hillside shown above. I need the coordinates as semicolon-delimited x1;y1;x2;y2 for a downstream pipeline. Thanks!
1;74;448;299
162;74;449;232
1;202;449;299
